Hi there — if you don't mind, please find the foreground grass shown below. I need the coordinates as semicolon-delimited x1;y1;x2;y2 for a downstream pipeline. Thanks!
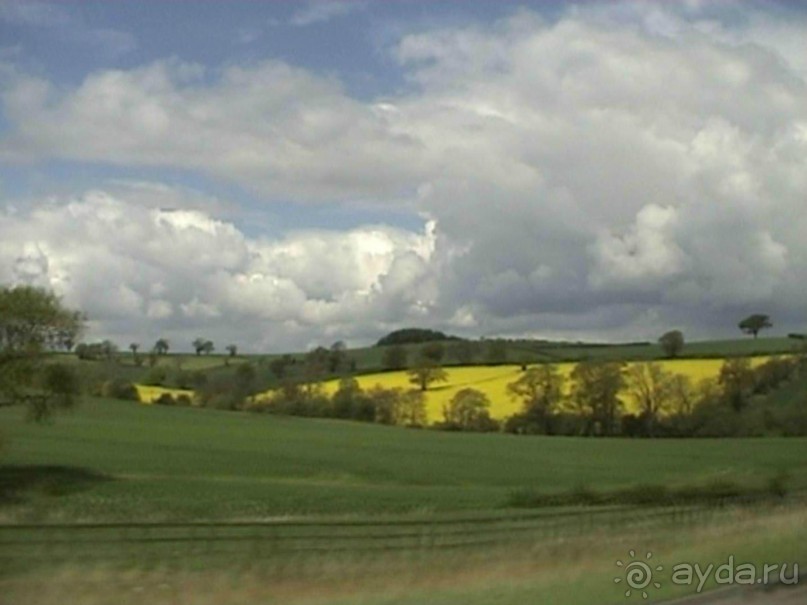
1;397;806;521
1;502;804;604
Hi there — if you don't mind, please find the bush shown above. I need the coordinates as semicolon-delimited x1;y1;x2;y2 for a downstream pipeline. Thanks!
332;378;375;422
100;379;139;401
143;366;168;386
154;393;176;406
507;480;765;509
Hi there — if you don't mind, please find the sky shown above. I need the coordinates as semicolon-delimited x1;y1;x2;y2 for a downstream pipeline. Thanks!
1;0;806;353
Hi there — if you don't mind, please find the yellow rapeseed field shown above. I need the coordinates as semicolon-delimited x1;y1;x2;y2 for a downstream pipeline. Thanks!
319;358;774;423
135;384;194;405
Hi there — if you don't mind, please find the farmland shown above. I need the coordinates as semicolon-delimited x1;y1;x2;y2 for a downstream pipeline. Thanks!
2;395;807;604
3;336;807;605
311;358;776;422
2;396;807;522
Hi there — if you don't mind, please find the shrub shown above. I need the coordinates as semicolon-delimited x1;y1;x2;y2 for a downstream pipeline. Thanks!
154;393;176;406
100;379;139;401
143;366;168;386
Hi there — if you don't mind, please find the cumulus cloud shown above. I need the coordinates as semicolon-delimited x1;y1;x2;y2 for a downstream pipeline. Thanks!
0;59;424;200
0;190;437;351
1;2;807;344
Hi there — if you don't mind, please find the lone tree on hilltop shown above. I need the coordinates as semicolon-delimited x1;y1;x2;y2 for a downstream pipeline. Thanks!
738;314;772;339
658;330;684;358
193;338;215;356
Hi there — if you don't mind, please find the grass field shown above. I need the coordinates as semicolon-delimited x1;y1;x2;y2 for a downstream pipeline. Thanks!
3;393;807;604
2;397;806;522
3;503;805;604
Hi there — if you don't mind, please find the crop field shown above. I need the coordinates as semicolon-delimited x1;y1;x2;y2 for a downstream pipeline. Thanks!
134;384;194;404
2;397;806;523
311;358;776;422
1;397;807;604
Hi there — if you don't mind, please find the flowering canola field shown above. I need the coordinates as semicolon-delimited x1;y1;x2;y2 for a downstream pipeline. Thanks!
322;358;772;423
135;384;194;404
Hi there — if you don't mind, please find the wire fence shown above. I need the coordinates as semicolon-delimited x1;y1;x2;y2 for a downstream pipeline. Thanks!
3;490;805;574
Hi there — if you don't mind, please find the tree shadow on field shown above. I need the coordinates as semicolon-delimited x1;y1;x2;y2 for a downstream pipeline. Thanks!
0;465;112;505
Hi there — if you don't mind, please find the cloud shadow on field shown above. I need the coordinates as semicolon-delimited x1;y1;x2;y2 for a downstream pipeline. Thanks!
0;465;113;505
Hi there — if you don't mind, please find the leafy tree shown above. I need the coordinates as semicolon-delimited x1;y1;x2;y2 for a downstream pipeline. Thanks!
376;328;457;346
0;285;83;421
506;365;565;433
153;338;169;355
382;345;408;370
419;342;445;364
449;340;477;365
226;344;237;357
365;386;403;425
624;363;674;436
332;377;373;421
442;388;497;431
569;361;625;436
658;330;684;358
269;355;294;379
485;339;508;364
99;340;117;360
328;341;348;373
738;314;772;339
398;389;427;427
408;362;448;391
669;374;695;417
305;347;330;380
193;338;214;355
718;357;755;412
196;363;256;410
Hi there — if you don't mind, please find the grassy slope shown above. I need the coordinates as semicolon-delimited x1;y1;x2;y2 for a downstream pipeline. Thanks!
2;397;806;521
342;336;799;369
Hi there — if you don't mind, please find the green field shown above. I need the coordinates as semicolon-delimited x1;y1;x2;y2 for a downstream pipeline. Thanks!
2;397;806;522
2;396;807;604
320;336;801;370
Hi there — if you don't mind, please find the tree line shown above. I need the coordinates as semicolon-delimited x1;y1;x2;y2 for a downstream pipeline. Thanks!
145;349;807;438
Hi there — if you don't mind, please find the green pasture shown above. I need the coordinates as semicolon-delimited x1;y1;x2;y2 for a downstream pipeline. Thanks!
2;397;806;522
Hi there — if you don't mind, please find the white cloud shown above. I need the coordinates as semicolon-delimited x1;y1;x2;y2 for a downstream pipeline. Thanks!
289;1;365;27
2;3;807;343
0;190;437;351
0;0;136;57
1;59;423;200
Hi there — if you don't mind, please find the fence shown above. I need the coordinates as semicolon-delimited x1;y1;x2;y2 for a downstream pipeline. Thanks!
2;491;805;574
